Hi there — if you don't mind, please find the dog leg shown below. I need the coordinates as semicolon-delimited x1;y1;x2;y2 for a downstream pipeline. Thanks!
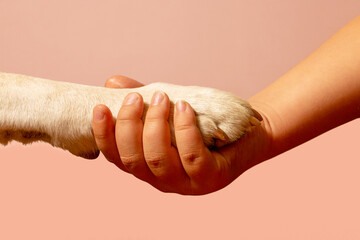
0;72;262;159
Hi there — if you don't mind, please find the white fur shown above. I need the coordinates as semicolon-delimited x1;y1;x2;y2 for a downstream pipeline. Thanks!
0;72;260;159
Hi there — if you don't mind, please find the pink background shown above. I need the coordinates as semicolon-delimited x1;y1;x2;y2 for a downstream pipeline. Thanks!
1;1;360;239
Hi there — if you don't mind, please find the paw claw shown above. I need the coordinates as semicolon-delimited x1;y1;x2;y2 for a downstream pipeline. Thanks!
213;128;231;148
249;116;261;126
213;128;229;141
251;108;263;122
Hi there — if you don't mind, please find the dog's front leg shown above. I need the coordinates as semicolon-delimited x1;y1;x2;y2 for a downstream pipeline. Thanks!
0;72;262;159
0;73;120;159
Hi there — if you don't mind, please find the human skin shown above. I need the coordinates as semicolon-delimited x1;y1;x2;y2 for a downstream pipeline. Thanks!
92;15;360;195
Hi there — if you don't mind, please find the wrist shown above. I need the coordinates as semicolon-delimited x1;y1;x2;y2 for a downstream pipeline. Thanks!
247;100;279;161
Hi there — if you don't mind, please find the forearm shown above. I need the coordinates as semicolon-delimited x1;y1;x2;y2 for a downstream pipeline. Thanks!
249;15;360;158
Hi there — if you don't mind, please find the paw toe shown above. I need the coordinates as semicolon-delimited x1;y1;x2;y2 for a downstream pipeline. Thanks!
212;128;230;148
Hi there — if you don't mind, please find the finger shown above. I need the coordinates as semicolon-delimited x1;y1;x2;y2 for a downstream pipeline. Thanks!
105;75;144;89
115;93;154;182
143;91;186;181
174;101;220;187
92;105;128;172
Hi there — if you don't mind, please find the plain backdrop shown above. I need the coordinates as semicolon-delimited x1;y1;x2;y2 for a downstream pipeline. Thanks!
0;1;359;239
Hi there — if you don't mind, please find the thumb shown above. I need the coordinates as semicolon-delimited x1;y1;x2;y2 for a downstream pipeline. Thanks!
105;75;144;89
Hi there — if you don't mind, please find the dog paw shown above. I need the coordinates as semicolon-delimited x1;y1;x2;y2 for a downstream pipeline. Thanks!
148;83;263;149
188;89;262;148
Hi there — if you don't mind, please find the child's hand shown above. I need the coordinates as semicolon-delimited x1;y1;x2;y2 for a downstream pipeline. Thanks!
92;75;271;195
95;15;360;195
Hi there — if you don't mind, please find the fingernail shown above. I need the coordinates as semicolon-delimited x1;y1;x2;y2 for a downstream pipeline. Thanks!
94;108;106;122
176;100;187;112
124;93;138;105
151;91;164;105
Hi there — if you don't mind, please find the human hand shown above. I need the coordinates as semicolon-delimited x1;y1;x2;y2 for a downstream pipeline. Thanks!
92;75;272;195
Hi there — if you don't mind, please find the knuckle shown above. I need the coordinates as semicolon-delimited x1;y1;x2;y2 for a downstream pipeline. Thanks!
94;131;109;141
181;151;202;165
144;117;162;124
120;153;143;170
117;110;140;121
145;153;166;169
93;126;111;141
145;112;166;123
175;122;194;132
117;106;143;121
116;117;134;125
146;107;168;120
143;118;167;132
116;117;143;129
